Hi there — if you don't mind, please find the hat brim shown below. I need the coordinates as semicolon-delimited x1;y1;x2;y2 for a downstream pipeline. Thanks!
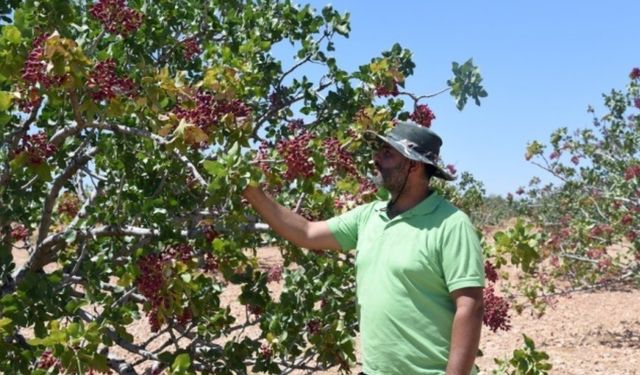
364;130;455;181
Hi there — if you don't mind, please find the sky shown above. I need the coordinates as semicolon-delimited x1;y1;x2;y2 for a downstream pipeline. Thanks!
298;0;640;196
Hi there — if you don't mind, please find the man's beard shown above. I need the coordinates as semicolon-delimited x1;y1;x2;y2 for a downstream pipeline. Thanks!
373;162;409;196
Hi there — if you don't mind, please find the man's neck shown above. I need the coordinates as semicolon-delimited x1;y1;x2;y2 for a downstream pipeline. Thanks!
387;184;432;218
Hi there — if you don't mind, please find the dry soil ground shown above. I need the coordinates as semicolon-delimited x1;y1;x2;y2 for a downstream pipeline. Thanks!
13;245;640;374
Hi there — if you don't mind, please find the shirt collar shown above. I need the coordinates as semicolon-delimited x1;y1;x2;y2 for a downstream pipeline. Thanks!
374;191;442;219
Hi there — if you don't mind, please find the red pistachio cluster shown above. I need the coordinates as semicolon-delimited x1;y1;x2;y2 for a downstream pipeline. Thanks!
259;342;273;359
20;33;67;111
12;131;57;165
276;131;315;181
484;261;498;283
255;141;272;175
36;350;61;370
409;104;436;128
571;155;580;165
136;244;194;331
22;33;67;88
268;86;290;108
624;164;640;180
174;91;251;134
10;224;30;242
374;80;399;97
266;265;283;283
87;59;137;102
630;67;640;80
37;350;106;374
306;319;321;335
589;223;614;239
626;230;638;242
482;260;510;333
57;192;80;218
247;304;263;317
482;284;511;332
201;224;218;243
89;0;143;36
323;137;357;176
181;37;201;60
203;252;219;274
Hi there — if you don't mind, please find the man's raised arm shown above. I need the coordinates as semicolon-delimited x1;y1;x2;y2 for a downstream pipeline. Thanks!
243;186;342;251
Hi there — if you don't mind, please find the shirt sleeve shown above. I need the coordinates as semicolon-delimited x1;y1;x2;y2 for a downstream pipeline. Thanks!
440;213;486;292
326;204;368;251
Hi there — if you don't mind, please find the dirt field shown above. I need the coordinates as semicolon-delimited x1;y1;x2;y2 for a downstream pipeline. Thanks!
125;247;640;375
13;245;640;374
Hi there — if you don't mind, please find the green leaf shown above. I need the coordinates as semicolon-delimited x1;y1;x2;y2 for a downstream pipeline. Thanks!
29;162;53;182
0;91;12;111
66;322;80;337
2;25;21;44
0;317;12;335
87;353;110;373
203;160;225;177
63;229;77;244
8;151;27;170
28;331;67;346
171;353;191;372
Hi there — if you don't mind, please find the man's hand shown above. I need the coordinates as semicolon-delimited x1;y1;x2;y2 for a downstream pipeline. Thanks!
242;186;342;251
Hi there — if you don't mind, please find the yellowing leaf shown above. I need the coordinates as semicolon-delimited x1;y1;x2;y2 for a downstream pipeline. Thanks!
158;123;175;137
173;119;208;145
183;124;208;145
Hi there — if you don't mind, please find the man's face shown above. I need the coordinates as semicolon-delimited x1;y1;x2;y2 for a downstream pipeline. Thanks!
372;143;411;193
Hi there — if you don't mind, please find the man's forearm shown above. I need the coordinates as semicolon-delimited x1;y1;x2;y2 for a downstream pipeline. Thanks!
446;302;483;375
243;186;313;248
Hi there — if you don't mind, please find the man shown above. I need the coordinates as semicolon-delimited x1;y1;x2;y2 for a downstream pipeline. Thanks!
243;121;485;375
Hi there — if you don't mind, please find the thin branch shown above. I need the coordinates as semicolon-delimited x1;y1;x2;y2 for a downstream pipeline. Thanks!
0;107;41;188
36;146;97;246
276;34;327;88
252;80;335;140
69;90;87;128
77;309;160;362
398;87;451;102
106;354;139;375
294;193;306;214
530;160;569;183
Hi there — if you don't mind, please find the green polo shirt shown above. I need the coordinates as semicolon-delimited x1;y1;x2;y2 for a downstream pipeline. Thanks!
327;192;484;375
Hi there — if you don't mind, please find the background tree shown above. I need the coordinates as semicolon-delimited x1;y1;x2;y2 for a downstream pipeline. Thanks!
486;69;640;317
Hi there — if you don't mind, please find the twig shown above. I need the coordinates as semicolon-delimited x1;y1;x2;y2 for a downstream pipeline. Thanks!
398;87;451;103
0;107;41;188
77;309;159;362
36;146;97;246
294;193;306;213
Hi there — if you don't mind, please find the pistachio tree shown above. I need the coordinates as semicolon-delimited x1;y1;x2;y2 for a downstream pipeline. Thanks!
0;1;488;373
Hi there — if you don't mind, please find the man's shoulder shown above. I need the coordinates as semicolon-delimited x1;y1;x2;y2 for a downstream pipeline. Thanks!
331;199;383;222
432;196;473;225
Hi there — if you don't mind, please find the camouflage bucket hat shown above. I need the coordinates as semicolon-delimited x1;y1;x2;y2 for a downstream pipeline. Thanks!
364;121;455;181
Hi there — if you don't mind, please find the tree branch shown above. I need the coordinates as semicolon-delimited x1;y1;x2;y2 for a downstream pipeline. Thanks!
36;146;98;246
